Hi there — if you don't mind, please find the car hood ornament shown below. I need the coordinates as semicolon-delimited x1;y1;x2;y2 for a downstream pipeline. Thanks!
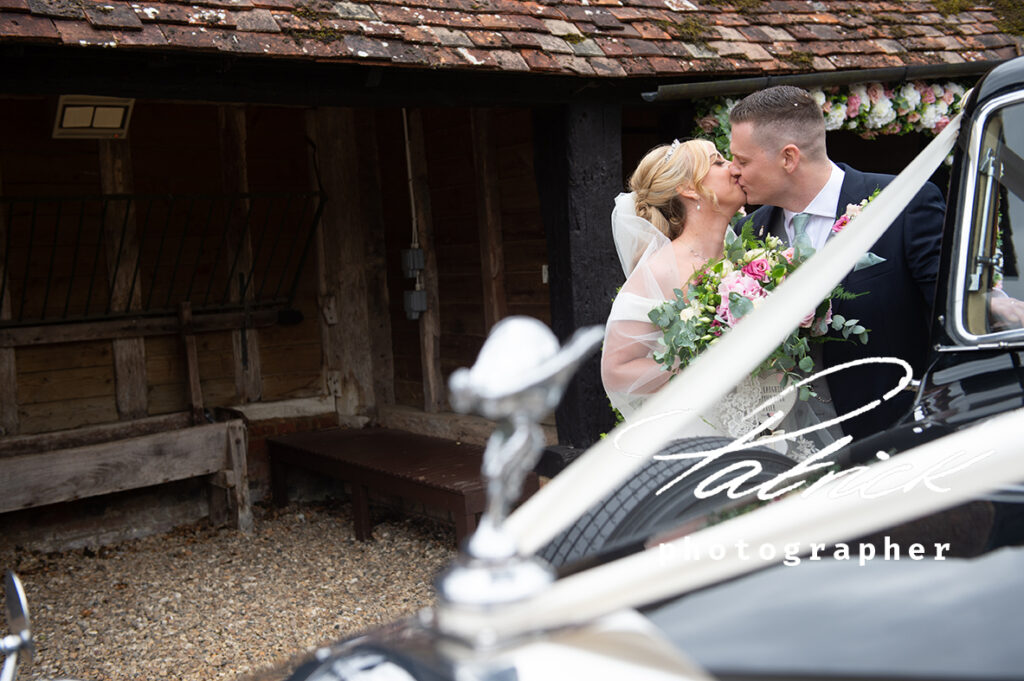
437;317;603;617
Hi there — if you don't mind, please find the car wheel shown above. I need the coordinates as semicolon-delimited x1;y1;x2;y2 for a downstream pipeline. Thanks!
537;436;796;569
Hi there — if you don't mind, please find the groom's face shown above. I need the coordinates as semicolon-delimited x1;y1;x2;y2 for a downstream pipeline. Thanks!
729;121;787;206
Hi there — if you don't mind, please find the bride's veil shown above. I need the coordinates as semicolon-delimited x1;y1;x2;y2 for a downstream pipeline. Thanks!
602;192;682;418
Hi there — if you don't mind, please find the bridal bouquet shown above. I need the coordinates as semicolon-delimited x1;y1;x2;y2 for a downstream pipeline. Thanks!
647;220;868;400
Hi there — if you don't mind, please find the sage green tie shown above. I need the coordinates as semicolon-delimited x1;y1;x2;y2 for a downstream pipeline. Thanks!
791;212;814;259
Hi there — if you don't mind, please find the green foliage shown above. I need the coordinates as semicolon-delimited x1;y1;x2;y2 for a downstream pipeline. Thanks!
993;0;1024;35
931;0;972;16
655;17;713;44
784;51;815;70
705;0;764;13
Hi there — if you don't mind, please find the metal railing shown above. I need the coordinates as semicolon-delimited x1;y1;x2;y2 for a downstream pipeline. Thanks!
0;192;325;327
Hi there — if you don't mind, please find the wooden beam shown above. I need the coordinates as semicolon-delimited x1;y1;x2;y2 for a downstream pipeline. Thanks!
0;421;232;514
0;159;18;435
405;109;444;413
307;107;376;418
355;109;395;411
470;108;508;332
218;105;262;404
0;412;192;458
0;308;279;348
533;104;623;448
99;139;148;420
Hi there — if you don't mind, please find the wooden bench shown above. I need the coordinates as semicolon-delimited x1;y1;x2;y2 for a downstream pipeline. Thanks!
0;414;253;532
267;427;538;545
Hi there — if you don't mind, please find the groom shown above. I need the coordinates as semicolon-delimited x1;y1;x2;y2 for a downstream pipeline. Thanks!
728;85;945;441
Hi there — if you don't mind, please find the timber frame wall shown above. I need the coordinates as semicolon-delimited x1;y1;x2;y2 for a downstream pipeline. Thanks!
0;95;562;501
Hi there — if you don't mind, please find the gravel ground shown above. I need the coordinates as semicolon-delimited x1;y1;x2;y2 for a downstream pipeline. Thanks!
0;502;457;681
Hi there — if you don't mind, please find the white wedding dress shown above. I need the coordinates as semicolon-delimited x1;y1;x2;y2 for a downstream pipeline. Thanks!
601;192;835;462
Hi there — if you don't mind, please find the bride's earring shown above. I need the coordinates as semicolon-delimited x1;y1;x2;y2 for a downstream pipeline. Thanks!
697;202;701;211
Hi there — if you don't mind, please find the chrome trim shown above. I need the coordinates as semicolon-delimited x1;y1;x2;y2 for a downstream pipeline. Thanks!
935;341;1024;352
949;90;1024;347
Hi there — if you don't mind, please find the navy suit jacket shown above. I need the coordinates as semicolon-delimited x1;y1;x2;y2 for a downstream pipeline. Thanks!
746;163;945;441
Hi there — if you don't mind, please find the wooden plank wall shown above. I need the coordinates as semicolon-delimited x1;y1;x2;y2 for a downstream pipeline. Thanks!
0;97;322;433
379;107;549;409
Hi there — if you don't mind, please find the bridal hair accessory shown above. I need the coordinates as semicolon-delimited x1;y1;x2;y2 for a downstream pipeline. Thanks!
664;138;682;162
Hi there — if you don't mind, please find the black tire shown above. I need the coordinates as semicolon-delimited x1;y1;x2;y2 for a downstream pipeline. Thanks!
537;436;796;569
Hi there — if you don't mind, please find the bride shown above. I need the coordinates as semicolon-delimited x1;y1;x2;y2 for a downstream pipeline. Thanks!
601;139;834;460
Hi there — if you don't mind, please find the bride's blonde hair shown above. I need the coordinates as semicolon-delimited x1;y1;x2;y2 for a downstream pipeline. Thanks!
628;139;718;240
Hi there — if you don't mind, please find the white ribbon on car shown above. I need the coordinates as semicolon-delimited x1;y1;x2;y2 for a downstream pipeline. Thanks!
425;111;1024;641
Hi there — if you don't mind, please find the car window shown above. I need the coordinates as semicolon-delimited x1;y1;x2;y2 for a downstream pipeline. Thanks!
960;95;1024;337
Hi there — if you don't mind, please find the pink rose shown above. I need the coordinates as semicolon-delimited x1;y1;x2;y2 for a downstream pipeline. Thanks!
846;95;861;118
799;309;816;328
942;89;955;105
716;272;766;326
934;116;951;134
719;272;765;300
741;257;770;281
867;83;884;103
697;115;718;133
781;247;795;263
908;112;921;123
919;85;936;104
832;215;850;234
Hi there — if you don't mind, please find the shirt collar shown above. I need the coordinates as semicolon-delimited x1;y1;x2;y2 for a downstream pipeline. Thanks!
783;162;845;225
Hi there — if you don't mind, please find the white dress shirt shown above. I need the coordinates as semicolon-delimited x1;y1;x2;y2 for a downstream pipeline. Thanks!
783;162;845;252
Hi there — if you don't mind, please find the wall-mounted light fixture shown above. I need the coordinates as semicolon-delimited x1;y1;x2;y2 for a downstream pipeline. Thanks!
401;247;427;320
52;95;135;139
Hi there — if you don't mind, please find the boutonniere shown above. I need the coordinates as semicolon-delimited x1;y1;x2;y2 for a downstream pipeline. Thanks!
832;187;882;235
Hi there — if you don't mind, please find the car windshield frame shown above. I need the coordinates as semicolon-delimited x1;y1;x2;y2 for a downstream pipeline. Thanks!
948;88;1024;347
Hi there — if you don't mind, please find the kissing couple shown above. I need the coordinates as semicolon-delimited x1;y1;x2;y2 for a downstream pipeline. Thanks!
600;85;945;460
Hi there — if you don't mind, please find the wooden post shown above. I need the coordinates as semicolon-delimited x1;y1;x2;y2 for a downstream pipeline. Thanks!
470;108;508;332
307;107;376;421
405;109;444;413
98;139;148;421
225;420;254;532
533;104;623;447
218;105;262;404
0;161;17;435
178;302;204;424
355;109;395;410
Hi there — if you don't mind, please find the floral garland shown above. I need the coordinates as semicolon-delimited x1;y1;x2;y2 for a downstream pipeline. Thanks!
694;80;970;156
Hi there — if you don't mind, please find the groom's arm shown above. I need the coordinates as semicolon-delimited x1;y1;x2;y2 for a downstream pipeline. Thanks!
901;181;946;309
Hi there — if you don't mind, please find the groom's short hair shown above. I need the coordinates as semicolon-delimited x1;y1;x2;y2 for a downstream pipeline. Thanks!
730;85;827;161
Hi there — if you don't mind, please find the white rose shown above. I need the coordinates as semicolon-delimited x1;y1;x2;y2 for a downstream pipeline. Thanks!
742;248;766;264
899;83;921;111
825;105;846;131
920;103;943;130
866;98;896;129
679;303;702;323
810;88;827;108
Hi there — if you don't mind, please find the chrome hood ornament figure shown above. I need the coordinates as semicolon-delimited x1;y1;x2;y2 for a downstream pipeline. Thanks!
438;317;603;616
